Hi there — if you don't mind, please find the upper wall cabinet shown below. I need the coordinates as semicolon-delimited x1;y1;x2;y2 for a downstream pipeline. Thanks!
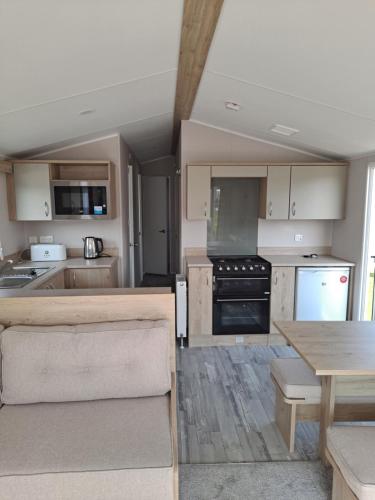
211;165;267;178
187;165;211;220
289;164;347;220
259;165;291;220
9;163;52;221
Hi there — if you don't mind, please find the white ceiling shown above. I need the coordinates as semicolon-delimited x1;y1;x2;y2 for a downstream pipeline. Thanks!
2;0;375;161
192;0;375;159
0;0;182;161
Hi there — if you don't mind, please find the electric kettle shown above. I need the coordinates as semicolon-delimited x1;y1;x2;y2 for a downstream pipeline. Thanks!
83;237;104;259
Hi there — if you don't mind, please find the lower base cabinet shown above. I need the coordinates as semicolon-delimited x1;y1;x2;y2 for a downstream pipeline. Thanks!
64;268;117;289
269;266;295;342
187;265;213;337
37;271;65;290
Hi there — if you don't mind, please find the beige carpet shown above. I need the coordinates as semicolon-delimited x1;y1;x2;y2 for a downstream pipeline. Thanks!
180;461;331;500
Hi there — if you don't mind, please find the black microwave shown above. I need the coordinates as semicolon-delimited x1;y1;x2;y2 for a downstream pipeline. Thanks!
51;180;111;219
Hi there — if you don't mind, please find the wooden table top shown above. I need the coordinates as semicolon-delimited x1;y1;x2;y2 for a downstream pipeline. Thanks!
275;321;375;376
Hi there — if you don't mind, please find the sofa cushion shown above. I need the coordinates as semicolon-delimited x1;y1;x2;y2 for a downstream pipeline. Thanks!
0;396;173;500
1;320;171;404
271;358;321;401
327;426;375;500
0;396;172;475
0;467;173;500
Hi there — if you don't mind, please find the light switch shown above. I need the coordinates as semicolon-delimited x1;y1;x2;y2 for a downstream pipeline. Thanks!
294;234;304;242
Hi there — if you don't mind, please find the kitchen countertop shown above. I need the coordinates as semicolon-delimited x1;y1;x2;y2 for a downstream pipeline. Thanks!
0;256;118;295
260;254;355;267
185;255;213;267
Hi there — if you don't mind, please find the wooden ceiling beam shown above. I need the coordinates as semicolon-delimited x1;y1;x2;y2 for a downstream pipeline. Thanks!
172;0;224;152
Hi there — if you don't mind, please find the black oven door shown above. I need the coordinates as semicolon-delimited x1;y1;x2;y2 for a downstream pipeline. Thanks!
213;297;270;335
213;276;270;296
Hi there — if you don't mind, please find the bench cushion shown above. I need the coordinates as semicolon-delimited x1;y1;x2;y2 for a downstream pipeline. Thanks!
1;320;170;404
327;426;375;500
0;396;173;500
271;358;321;401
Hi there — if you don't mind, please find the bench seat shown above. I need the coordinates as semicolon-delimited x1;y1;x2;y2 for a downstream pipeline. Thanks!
0;396;173;500
270;357;321;401
327;426;375;500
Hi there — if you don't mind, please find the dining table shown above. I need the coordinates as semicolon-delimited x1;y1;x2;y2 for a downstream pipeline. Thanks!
275;320;375;461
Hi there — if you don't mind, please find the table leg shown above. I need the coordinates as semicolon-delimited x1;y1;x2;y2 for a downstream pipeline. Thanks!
320;375;336;463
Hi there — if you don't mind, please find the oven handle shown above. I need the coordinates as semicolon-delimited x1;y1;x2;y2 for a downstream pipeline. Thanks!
216;298;269;302
215;277;269;280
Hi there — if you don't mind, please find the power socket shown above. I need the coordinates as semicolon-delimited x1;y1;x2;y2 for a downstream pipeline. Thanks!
294;234;304;242
40;235;54;244
28;236;38;244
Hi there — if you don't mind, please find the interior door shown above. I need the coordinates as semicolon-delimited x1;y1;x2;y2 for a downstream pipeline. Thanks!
142;176;169;275
128;165;143;287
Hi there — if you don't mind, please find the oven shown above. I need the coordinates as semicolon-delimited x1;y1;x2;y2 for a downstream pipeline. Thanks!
211;257;271;335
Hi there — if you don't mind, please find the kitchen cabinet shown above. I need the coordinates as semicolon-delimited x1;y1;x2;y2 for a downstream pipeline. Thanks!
211;165;267;178
187;265;212;338
64;268;117;289
269;266;295;343
10;163;52;221
289;164;347;220
259;165;291;220
186;165;211;220
37;271;65;290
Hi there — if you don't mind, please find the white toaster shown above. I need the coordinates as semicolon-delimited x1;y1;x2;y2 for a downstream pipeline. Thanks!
31;244;67;262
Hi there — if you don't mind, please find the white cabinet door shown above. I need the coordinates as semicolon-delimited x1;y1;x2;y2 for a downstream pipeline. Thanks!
14;163;52;220
261;165;290;220
187;165;211;220
289;164;347;220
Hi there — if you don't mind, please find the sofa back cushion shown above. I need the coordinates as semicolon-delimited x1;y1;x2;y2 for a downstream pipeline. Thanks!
1;320;171;404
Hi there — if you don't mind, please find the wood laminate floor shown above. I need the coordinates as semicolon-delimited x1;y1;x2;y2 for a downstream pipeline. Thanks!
177;345;319;464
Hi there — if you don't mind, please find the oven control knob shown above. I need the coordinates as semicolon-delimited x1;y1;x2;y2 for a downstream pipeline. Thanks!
249;265;254;271
218;266;223;271
226;266;231;271
261;265;266;271
241;265;246;271
234;266;238;271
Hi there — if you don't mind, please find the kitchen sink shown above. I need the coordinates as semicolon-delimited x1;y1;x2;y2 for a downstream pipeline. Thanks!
0;266;52;289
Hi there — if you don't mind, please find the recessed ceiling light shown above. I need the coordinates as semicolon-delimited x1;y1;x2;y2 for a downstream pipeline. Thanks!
79;108;95;116
270;124;299;136
225;101;241;111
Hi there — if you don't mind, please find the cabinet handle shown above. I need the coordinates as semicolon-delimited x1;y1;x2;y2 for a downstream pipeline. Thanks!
291;202;296;217
274;272;278;286
73;272;76;287
268;202;273;217
44;201;50;217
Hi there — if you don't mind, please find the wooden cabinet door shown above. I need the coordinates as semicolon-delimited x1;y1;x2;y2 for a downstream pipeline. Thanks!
37;271;65;290
270;267;295;334
65;268;116;289
13;163;52;220
211;165;267;177
188;266;212;336
187;165;211;220
259;165;290;220
289;164;347;220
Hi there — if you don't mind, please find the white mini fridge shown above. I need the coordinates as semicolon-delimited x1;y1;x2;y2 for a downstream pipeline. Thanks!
295;267;350;321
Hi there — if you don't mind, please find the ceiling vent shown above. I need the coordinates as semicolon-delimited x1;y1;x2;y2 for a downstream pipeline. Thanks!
270;124;299;136
225;101;241;111
79;108;95;116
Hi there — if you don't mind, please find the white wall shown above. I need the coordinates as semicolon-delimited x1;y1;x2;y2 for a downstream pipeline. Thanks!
180;121;334;261
332;156;375;319
0;173;26;255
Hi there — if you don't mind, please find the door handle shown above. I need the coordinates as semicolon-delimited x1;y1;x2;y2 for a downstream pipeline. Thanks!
44;201;50;217
158;229;166;234
291;202;296;217
268;202;273;217
216;298;269;302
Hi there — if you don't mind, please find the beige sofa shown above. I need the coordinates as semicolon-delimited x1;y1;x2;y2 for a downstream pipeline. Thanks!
0;290;178;500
